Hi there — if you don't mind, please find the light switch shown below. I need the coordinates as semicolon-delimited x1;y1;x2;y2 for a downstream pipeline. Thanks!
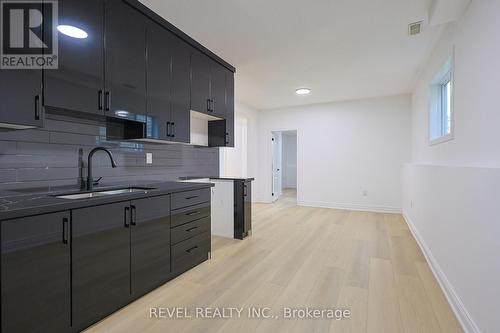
146;153;153;164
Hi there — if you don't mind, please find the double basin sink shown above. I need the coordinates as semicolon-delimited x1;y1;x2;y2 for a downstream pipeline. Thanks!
54;187;154;200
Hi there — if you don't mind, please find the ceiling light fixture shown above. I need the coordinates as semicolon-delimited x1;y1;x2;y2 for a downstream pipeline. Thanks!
57;25;89;39
295;88;311;95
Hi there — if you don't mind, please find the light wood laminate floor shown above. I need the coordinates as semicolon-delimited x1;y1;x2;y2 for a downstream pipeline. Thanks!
85;189;462;333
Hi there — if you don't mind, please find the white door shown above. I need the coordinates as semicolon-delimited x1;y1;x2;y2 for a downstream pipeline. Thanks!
271;132;282;201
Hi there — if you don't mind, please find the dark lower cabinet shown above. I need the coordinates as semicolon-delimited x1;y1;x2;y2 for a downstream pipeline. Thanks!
72;202;131;331
1;212;71;333
234;180;252;239
130;195;171;298
171;232;210;275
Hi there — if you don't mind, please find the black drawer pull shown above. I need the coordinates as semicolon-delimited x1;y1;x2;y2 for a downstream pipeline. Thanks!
186;211;201;216
124;206;130;228
186;246;198;253
131;205;137;226
186;226;199;232
62;217;69;244
186;195;199;200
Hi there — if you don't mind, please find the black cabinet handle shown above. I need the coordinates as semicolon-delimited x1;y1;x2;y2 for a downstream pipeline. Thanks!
124;206;130;228
186;195;199;200
131;205;137;226
186;211;200;216
105;91;111;111
166;121;171;137
34;95;41;120
211;99;214;112
171;122;175;137
225;132;229;145
207;99;211;112
98;90;104;110
62;217;69;244
243;184;248;197
186;246;198;253
186;226;199;232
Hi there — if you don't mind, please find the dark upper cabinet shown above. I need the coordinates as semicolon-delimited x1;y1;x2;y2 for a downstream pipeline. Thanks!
0;69;43;129
130;195;171;297
225;70;235;147
1;212;71;333
72;202;131;331
44;0;104;115
170;38;191;143
146;21;173;140
207;70;234;148
210;60;228;118
190;49;212;114
190;51;234;119
146;22;190;143
104;0;147;119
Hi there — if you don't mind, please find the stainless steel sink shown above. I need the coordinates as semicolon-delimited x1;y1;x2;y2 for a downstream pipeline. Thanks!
54;187;153;200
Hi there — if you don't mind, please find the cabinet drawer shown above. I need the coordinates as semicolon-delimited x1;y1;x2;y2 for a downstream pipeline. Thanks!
171;217;210;245
171;203;210;228
171;188;210;209
171;232;210;274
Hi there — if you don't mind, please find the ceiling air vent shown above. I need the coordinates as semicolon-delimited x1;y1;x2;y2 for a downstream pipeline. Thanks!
408;21;423;36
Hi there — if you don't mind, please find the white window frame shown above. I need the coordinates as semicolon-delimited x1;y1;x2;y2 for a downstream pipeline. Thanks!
429;51;455;146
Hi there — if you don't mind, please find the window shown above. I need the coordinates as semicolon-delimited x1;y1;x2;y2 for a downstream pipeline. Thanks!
429;56;454;144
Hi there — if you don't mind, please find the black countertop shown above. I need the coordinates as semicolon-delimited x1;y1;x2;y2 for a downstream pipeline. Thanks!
179;176;255;182
0;181;213;221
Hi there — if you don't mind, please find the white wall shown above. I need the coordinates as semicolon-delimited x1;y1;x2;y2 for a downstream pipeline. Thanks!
256;95;411;212
404;1;500;332
282;132;297;188
222;102;260;202
221;117;248;177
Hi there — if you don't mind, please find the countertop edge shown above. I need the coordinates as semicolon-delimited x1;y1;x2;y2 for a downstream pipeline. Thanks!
0;182;214;222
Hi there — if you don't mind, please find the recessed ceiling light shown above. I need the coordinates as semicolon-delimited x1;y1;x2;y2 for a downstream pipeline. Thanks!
57;25;88;39
295;88;311;95
115;110;130;117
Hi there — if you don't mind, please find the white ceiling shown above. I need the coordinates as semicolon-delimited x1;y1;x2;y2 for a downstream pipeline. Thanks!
140;0;445;110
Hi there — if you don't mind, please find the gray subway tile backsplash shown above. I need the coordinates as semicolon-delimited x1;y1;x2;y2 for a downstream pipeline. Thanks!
0;116;218;190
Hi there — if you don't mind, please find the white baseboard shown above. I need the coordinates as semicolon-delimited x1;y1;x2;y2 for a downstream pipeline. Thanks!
297;200;401;214
402;212;480;333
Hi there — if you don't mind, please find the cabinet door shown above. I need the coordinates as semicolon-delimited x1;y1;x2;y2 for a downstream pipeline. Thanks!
44;0;104;115
243;181;252;234
0;69;43;128
225;70;235;147
72;202;131;331
146;21;172;140
170;37;191;143
190;50;211;114
1;212;70;333
210;61;227;118
130;195;171;298
104;0;146;119
208;119;227;147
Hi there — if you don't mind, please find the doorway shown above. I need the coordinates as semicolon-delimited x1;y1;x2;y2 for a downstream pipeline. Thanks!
271;130;297;203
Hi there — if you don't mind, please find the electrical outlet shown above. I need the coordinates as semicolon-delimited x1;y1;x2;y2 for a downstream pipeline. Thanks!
146;153;153;164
